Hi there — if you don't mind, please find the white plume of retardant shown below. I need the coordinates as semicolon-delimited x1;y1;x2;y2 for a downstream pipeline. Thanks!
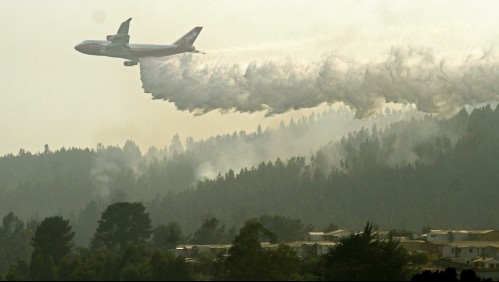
140;47;499;118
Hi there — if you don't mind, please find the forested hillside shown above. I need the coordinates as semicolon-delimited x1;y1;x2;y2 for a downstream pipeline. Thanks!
1;106;498;247
146;106;499;233
0;107;411;220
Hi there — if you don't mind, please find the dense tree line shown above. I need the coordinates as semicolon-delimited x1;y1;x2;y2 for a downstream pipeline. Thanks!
0;202;426;281
0;107;411;246
0;203;194;281
0;108;410;220
2;201;497;281
1;106;499;246
0;213;36;274
0;207;315;277
147;106;499;232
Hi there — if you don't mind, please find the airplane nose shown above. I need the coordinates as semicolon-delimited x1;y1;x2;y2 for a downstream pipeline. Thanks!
75;42;100;55
75;42;86;53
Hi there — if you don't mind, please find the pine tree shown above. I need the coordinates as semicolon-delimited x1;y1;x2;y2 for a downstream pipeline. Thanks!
32;216;74;265
93;202;152;250
226;220;274;281
191;218;225;245
29;248;56;281
152;222;183;250
324;222;410;281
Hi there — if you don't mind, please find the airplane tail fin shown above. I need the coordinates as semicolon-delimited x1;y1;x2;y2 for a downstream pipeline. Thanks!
173;27;203;47
117;18;132;35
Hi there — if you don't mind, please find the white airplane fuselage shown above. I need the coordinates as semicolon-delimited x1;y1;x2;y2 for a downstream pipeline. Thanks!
75;40;194;61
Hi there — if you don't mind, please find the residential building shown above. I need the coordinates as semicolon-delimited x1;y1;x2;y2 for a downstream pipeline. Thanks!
399;239;438;254
427;230;499;242
174;244;231;258
307;229;355;242
473;258;499;269
473;258;499;280
433;241;499;260
324;230;355;242
307;232;325;241
173;241;337;259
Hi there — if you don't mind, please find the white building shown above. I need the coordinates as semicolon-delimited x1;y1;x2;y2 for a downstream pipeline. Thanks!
439;241;499;260
427;230;499;242
307;230;355;242
174;244;231;258
473;258;499;269
307;232;325;241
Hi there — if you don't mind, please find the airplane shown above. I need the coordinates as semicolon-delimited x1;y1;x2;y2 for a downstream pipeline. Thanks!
75;18;203;66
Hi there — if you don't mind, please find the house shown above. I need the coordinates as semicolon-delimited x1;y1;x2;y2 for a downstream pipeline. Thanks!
260;242;280;251
174;245;198;258
307;229;356;242
293;241;337;258
473;258;499;269
174;241;339;260
261;241;337;258
196;244;231;256
307;232;325;241
399;239;438;254
427;230;499;242
436;241;499;260
314;242;337;256
473;258;499;281
323;230;354;242
375;231;391;240
427;230;468;241
469;230;499;241
174;244;231;259
310;241;337;257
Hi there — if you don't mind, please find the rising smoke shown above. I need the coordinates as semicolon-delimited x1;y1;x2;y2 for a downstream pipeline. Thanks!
140;47;499;118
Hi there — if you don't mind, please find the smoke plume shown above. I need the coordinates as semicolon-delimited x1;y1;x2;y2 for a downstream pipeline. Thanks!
140;47;499;118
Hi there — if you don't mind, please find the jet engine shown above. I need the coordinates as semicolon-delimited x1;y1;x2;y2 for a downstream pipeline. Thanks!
124;60;139;67
106;35;114;41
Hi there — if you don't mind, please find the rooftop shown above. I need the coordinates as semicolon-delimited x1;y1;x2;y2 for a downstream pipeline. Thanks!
324;229;353;236
429;241;499;248
429;230;497;235
473;258;499;263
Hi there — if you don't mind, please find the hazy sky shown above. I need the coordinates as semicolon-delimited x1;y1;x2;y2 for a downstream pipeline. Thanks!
1;1;499;156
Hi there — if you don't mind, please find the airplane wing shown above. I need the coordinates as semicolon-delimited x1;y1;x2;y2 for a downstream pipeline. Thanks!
106;18;132;47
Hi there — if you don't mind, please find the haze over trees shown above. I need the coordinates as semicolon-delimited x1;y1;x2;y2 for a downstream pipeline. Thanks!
146;106;499;233
0;106;499;247
0;213;35;274
191;218;227;245
0;107;413;221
